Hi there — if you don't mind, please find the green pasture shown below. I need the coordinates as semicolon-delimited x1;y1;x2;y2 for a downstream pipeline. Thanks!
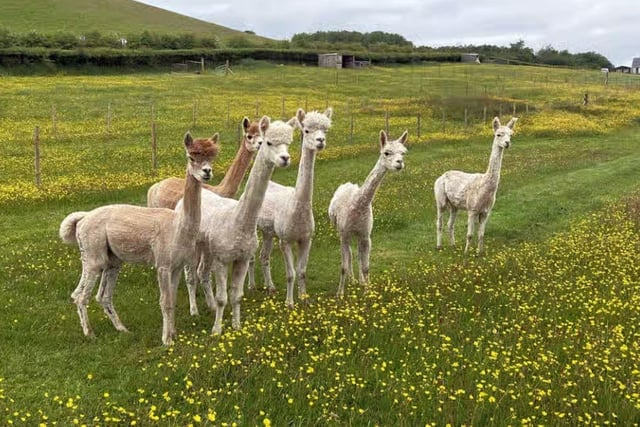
1;63;640;425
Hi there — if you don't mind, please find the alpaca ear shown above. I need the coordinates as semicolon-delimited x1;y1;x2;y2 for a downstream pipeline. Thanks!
379;130;388;148
287;115;301;129
184;132;193;148
211;133;219;143
296;108;306;127
492;117;501;132
398;130;409;146
324;107;333;119
506;117;518;129
259;116;271;134
242;117;251;132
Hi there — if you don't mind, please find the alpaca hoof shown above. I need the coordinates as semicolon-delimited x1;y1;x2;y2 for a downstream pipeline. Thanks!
435;245;443;251
116;325;129;333
286;301;295;310
211;326;223;336
232;321;241;330
266;286;277;295
189;308;199;316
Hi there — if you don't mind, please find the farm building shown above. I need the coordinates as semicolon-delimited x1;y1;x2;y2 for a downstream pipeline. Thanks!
614;65;631;73
461;53;480;63
632;58;640;74
318;53;370;68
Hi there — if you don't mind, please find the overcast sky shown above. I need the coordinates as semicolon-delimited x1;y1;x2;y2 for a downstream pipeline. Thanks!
137;0;638;66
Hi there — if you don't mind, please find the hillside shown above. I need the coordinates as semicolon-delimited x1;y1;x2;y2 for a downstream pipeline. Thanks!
0;0;269;43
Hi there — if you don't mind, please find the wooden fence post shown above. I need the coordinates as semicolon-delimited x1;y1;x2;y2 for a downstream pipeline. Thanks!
349;114;354;144
34;126;41;187
464;108;468;128
384;107;389;135
483;106;487;124
417;113;421;141
51;105;57;139
106;102;111;133
281;96;285;120
226;100;230;127
192;101;197;128
151;121;157;173
441;109;446;133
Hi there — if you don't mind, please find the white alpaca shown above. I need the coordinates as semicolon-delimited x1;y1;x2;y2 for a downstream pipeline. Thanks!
329;130;408;298
434;116;518;255
249;108;332;308
59;133;219;345
178;116;295;333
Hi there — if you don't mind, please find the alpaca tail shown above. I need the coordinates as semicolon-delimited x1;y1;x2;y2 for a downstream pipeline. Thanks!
59;211;88;244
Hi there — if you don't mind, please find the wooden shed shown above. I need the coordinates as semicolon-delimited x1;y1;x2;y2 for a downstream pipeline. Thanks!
318;53;364;68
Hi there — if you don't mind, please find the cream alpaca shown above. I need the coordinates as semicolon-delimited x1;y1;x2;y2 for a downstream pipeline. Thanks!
178;116;295;333
147;118;261;209
59;133;219;345
434;116;518;255
329;130;408;298
250;108;332;308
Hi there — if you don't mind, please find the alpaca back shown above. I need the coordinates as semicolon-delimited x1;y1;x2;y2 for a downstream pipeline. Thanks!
435;170;482;210
328;182;361;231
59;211;88;244
148;177;217;209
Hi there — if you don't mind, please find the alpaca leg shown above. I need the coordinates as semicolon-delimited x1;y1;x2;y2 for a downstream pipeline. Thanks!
447;208;458;247
72;267;101;338
211;262;229;335
281;241;297;309
260;231;276;293
336;235;353;298
197;247;216;313
436;206;444;250
168;267;183;339
230;259;249;331
157;267;176;346
184;260;200;316
95;263;128;332
357;236;371;285
295;238;312;303
476;211;491;255
247;253;256;291
464;212;477;255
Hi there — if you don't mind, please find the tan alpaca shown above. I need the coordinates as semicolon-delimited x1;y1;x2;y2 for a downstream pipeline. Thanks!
178;116;296;333
59;133;219;345
250;108;332;308
147;118;261;209
434;117;518;255
329;130;408;298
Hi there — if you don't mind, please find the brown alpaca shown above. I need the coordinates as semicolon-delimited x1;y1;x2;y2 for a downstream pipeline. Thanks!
59;133;219;345
147;118;261;209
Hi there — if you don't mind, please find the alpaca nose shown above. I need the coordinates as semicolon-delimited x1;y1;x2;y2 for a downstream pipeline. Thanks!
202;167;212;180
280;155;290;166
316;139;326;150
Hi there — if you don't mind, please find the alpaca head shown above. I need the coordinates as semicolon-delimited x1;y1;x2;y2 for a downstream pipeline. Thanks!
258;115;294;168
296;107;333;152
492;117;518;149
241;117;262;152
379;130;408;171
184;132;220;182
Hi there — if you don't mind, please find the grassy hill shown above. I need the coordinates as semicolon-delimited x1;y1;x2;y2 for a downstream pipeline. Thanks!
0;0;269;43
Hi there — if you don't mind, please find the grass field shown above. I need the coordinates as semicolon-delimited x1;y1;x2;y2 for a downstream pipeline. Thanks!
1;63;640;425
0;0;266;43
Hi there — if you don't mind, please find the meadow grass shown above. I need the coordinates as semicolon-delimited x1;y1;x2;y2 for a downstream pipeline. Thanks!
1;63;640;425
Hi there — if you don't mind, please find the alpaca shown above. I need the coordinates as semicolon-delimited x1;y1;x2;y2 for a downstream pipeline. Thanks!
147;117;261;209
59;133;219;345
329;130;408;298
178;116;296;334
249;108;332;308
434;116;518;255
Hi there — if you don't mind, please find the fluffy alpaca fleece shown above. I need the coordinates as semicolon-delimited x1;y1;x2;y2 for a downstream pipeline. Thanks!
177;116;296;333
328;130;408;298
434;116;518;255
146;118;261;209
59;133;219;345
249;108;332;308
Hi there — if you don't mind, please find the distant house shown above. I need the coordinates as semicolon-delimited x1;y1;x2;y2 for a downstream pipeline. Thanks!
632;58;640;74
461;53;480;63
318;53;370;69
614;65;631;73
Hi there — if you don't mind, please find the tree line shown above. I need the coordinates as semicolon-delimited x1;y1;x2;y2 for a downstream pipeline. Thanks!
0;27;613;69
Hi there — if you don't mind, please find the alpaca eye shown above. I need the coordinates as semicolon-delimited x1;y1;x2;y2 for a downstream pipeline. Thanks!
384;151;391;156
304;129;310;134
247;135;253;140
188;156;195;161
266;141;272;146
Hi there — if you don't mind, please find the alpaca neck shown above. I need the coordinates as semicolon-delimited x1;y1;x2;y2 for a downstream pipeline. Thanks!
214;143;253;198
484;143;504;187
235;151;274;231
357;159;387;207
178;169;201;238
292;145;316;212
